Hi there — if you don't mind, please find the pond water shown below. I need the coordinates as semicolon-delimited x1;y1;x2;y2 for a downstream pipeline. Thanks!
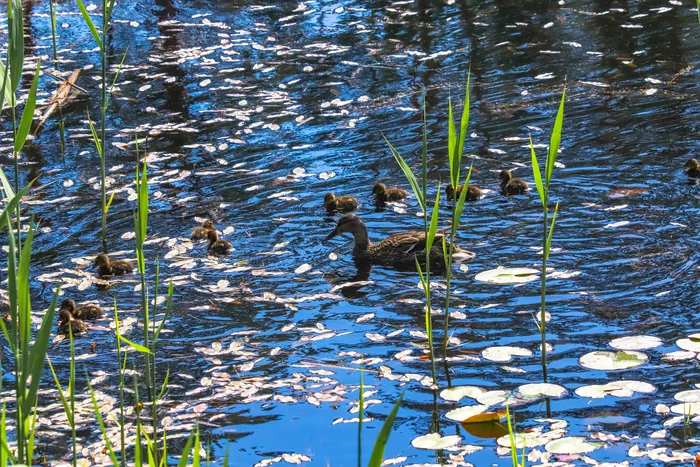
4;0;700;465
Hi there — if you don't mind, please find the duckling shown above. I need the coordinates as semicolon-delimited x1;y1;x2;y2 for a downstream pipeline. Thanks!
323;193;359;213
57;308;88;336
499;169;529;196
207;230;233;255
94;254;134;277
446;184;482;202
371;183;408;203
60;299;104;321
191;219;215;240
325;213;474;268
684;158;700;178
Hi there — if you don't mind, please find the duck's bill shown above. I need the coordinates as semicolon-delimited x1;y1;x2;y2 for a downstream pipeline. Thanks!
324;229;339;241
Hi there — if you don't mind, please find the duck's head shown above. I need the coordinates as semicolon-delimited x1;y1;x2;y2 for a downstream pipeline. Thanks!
207;229;220;243
58;308;73;324
94;254;110;269
499;169;512;183
60;299;76;312
323;192;336;207
325;213;366;241
202;219;214;229
685;158;699;171
371;183;387;196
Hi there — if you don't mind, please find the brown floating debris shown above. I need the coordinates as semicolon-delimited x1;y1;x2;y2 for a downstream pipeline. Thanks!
34;68;83;135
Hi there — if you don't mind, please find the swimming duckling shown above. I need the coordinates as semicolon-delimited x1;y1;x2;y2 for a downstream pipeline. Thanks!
685;158;700;178
371;183;408;203
323;193;359;213
207;230;233;255
191;219;215;240
60;299;104;320
57;308;88;336
94;254;134;277
325;213;474;268
446;184;482;202
499;169;529;196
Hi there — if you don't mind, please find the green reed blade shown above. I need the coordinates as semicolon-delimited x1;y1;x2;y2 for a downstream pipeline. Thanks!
456;69;471;165
157;369;170;401
88;379;120;466
425;184;441;253
134;422;142;467
103;191;115;215
357;365;364;467
0;164;15;199
223;444;229;466
451;164;472;237
47;357;73;423
154;279;173;342
26;403;38;464
529;136;545;208
177;431;195;467
447;98;456;188
192;425;201;466
544;203;559;262
17;225;36;361
160;430;168;467
22;287;59;422
105;0;116;30
0;179;34;235
87;113;103;157
0;404;9;467
8;0;24;94
141;424;156;466
383;135;425;212
76;0;102;51
545;87;566;187
0;61;14;109
14;61;41;154
118;334;152;354
5;213;17;352
697;0;700;24
506;405;518;467
107;47;129;106
367;392;403;467
137;163;148;246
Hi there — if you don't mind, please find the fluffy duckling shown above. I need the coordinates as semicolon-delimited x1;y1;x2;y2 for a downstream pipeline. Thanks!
94;254;134;277
60;299;104;321
685;158;700;178
371;183;408;203
325;213;474;268
191;219;215;240
207;230;232;255
323;193;359;213
499;169;529;196
446;184;482;202
57;308;88;336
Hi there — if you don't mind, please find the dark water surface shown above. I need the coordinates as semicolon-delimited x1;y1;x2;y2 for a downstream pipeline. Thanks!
4;0;700;465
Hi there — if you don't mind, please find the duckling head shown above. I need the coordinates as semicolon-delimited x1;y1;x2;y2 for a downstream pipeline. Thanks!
325;213;366;241
60;299;76;312
94;254;110;269
58;308;73;324
207;229;220;244
371;183;386;196
323;193;336;207
499;169;512;183
685;158;699;171
202;219;215;230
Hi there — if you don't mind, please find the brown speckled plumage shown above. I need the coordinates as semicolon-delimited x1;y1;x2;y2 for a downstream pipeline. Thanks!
207;230;233;255
60;299;104;320
57;309;88;336
685;158;700;178
372;183;408;203
191;219;215;240
446;184;482;202
323;193;359;213
94;254;134;277
499;169;529;196
325;213;474;268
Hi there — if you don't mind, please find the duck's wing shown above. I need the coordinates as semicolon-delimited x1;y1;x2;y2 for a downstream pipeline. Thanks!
377;230;446;254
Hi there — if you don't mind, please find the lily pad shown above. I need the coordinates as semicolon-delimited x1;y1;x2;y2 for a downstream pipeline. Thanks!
545;436;600;454
662;351;696;361
515;383;567;400
496;430;556;448
609;335;662;351
676;334;700;352
440;386;484;402
579;350;648;370
474;267;539;285
671;402;700;415
481;346;532;362
575;380;655;399
476;390;527;407
445;405;489;422
674;390;700;403
411;433;462;450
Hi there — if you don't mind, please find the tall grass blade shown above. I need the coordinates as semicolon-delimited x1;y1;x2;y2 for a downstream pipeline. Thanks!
367;392;404;467
87;113;103;157
14;61;41;153
75;0;102;50
192;425;201;466
451;165;472;236
357;366;364;467
88;380;120;466
544;203;559;262
177;432;195;467
447;99;456;188
118;334;152;353
456;70;471;164
0;405;8;467
0;62;14;109
8;0;24;94
545;87;566;187
506;406;519;467
383;136;425;212
529;136;545;208
0;181;34;234
425;184;441;253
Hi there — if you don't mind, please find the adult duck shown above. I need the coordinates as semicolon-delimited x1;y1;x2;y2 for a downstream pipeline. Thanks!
325;213;474;268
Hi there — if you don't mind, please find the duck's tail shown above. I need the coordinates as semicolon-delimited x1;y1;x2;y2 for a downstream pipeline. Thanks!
451;245;475;263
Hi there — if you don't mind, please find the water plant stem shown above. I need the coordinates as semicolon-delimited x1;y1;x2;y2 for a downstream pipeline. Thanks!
100;0;108;253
